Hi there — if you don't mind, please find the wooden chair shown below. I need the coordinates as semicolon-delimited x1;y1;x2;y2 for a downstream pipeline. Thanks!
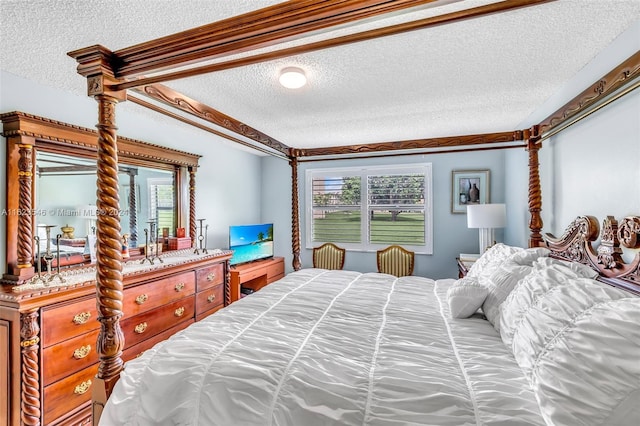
376;245;415;277
312;242;346;270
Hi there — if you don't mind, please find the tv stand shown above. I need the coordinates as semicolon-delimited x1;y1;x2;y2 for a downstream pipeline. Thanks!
229;257;284;303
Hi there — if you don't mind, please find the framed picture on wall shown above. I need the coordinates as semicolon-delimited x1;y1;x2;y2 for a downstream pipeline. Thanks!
451;169;490;214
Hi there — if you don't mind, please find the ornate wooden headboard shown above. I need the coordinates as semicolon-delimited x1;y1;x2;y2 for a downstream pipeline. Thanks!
544;215;640;296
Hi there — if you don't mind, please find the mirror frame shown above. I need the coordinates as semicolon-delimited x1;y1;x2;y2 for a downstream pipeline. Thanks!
1;111;200;283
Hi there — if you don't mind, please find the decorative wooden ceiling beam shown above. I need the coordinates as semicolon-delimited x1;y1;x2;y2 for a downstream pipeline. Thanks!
127;94;290;160
537;50;640;137
132;84;290;156
114;0;554;90
294;131;523;158
113;0;440;77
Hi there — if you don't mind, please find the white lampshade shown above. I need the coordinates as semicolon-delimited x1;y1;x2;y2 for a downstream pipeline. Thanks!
467;204;506;229
467;204;506;253
279;67;307;89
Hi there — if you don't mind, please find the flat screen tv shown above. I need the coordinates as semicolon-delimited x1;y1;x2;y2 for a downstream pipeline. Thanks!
229;223;274;266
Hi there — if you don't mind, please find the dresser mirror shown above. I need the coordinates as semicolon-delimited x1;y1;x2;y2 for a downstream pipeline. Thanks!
36;151;176;249
1;111;200;282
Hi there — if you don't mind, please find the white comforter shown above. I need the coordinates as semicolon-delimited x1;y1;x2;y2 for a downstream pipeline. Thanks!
101;269;545;425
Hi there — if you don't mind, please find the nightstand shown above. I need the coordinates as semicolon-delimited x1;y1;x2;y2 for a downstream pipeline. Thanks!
456;254;480;278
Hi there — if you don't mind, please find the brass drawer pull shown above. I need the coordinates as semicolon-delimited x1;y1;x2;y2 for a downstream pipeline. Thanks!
135;294;148;305
72;312;91;325
206;273;215;282
134;322;148;334
207;294;216;303
73;345;91;360
74;379;92;395
174;307;185;317
175;282;185;292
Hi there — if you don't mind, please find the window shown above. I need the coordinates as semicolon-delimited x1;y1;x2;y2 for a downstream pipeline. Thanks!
306;164;432;254
148;178;175;236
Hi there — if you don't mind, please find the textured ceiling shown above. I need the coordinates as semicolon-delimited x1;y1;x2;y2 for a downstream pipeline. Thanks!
1;0;639;153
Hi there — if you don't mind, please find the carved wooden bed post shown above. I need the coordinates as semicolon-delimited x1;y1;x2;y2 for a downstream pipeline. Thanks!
290;155;302;271
68;45;127;425
189;166;197;246
127;168;138;247
92;92;126;423
526;125;544;248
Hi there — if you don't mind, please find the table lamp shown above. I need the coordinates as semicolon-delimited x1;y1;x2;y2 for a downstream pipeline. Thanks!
467;203;506;253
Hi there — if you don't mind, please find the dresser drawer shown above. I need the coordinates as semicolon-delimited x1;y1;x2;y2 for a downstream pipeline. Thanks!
41;297;99;347
121;296;195;348
123;270;195;318
196;284;224;316
238;267;265;283
42;328;99;386
196;263;224;291
196;304;224;322
43;363;97;425
123;320;194;362
267;260;285;282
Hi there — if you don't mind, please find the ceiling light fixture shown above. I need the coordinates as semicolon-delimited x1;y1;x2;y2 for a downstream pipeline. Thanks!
279;67;307;89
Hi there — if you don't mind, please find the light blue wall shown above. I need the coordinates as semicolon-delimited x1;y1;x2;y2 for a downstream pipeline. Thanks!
262;150;510;279
0;71;264;272
503;148;529;248
260;156;294;270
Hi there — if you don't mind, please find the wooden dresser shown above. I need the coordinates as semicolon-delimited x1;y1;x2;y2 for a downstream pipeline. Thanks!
0;250;231;426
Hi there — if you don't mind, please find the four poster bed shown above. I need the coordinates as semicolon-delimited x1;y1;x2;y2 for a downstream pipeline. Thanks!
1;1;639;425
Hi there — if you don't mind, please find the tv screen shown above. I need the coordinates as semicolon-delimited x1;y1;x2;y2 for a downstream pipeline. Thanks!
229;223;274;265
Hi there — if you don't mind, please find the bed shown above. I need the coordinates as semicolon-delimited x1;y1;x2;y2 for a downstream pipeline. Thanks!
99;215;640;426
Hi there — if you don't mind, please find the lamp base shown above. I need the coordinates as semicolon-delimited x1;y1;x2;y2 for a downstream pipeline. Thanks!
478;228;495;254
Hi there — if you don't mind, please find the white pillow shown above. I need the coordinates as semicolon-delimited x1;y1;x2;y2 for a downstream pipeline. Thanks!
533;256;600;279
498;257;638;425
514;293;639;425
482;263;532;331
509;247;550;266
446;277;488;318
466;243;523;279
481;248;550;331
499;257;619;348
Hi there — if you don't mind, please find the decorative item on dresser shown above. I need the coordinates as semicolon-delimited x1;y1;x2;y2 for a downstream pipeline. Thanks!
0;249;232;426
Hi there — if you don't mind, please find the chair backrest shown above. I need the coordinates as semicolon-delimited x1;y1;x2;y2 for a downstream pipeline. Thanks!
376;245;415;277
312;243;346;270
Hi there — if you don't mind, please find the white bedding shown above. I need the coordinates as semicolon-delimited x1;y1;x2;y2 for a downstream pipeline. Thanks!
101;269;545;426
